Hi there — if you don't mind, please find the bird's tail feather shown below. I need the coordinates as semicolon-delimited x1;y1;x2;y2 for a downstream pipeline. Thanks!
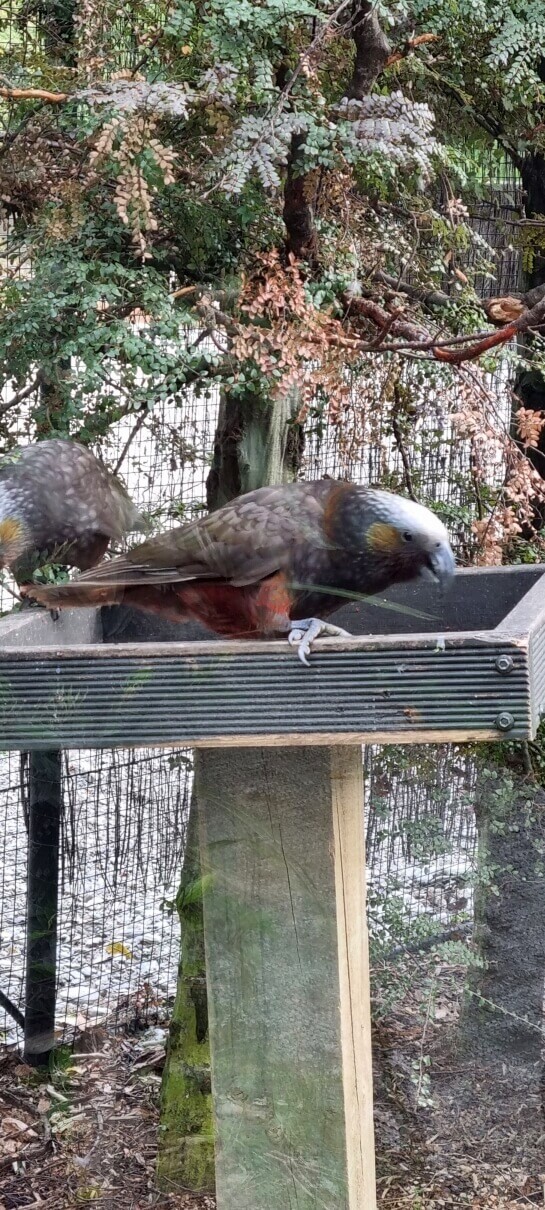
23;582;191;625
74;557;148;586
73;558;205;587
23;583;125;609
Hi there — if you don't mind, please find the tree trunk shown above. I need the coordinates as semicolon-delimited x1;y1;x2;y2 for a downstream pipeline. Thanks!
157;795;215;1193
207;387;304;510
158;384;304;1192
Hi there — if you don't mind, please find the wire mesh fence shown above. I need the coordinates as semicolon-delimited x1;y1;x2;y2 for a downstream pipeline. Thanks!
0;9;542;1208
0;171;524;1051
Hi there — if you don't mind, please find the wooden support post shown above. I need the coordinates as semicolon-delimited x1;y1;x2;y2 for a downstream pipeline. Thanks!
24;749;62;1067
196;745;376;1210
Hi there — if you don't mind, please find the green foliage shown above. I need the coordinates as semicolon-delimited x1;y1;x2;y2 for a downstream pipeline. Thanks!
0;247;226;437
0;0;535;480
402;0;545;152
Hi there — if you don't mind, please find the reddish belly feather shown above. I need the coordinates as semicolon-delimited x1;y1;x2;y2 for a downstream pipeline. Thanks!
175;572;294;639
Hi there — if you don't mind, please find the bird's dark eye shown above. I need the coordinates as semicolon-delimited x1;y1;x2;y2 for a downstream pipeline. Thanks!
402;530;413;542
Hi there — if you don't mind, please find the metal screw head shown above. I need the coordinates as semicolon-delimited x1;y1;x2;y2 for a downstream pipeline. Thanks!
495;711;515;732
495;655;514;675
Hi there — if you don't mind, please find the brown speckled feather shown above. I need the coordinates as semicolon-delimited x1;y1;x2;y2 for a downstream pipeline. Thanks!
72;480;338;587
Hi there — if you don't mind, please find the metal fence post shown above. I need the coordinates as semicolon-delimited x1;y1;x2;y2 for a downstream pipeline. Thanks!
24;749;62;1066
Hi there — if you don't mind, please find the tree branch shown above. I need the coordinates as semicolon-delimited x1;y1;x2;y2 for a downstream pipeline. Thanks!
433;293;545;364
392;384;417;501
0;373;43;417
0;85;68;103
346;295;429;344
344;290;545;363
370;270;452;310
384;33;439;69
283;133;318;260
283;0;391;259
483;282;545;327
347;0;391;100
432;322;520;364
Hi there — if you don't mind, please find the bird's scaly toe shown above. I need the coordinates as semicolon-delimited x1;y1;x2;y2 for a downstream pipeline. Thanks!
287;618;352;665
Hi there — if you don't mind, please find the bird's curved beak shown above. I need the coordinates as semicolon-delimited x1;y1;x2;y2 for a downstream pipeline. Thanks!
424;543;456;593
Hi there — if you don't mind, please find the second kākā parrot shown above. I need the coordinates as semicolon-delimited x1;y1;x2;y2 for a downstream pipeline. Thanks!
25;479;455;664
0;439;146;584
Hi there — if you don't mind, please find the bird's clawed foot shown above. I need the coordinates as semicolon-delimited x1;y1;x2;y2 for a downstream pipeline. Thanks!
288;617;351;666
19;587;60;621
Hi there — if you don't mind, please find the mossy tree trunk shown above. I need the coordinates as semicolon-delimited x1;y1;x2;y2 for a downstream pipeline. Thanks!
157;796;215;1192
158;385;304;1193
206;386;304;510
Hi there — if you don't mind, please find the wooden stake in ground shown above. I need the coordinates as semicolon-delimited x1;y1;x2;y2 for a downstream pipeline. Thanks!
196;744;376;1210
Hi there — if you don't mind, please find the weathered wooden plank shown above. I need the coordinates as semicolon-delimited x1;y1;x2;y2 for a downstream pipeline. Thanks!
0;631;521;657
0;643;532;748
331;748;375;1207
196;745;376;1210
0;606;101;648
190;727;499;747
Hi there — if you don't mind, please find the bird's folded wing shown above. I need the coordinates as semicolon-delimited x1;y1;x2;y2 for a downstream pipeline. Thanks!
70;486;328;588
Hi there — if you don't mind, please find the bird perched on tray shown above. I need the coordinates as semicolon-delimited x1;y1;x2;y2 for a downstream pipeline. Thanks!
24;479;455;664
0;438;145;585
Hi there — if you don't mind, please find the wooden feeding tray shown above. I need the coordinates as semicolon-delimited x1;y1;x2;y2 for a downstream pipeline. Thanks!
0;564;544;748
2;564;545;1210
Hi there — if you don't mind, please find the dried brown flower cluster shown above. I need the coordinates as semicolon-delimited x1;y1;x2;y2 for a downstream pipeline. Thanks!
89;111;176;258
453;379;545;563
215;253;545;566
232;252;359;418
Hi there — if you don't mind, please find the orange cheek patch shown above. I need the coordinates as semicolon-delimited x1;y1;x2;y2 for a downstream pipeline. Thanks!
366;522;402;553
0;519;22;546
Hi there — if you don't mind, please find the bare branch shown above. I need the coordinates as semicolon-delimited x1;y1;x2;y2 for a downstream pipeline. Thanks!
346;295;429;344
113;408;149;475
392;384;417;501
384;33;440;69
0;373;42;417
371;270;451;310
0;85;68;103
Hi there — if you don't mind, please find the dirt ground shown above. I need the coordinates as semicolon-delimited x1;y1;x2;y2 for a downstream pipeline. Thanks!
371;949;545;1210
0;1033;213;1210
1;954;544;1210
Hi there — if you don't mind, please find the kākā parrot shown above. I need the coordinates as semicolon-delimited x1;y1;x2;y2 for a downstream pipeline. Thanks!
0;439;145;584
25;479;455;664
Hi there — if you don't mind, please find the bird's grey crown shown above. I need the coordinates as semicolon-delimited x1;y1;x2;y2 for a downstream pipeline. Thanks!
361;487;449;544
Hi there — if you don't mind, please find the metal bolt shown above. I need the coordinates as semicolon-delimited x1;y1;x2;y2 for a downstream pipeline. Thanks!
495;711;515;732
495;655;514;675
